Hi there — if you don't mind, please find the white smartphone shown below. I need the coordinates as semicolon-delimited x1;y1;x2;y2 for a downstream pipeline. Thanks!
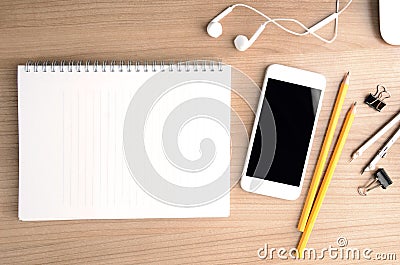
241;64;326;200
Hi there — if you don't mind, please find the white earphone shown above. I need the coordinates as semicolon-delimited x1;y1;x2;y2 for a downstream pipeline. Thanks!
207;0;353;51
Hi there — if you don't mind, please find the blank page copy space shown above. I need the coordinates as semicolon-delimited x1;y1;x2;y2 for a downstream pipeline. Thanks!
18;65;231;220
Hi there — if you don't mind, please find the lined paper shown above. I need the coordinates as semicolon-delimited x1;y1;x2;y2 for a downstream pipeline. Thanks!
18;65;231;220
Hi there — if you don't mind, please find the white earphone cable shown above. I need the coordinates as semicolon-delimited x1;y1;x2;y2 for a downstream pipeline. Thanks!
232;0;352;44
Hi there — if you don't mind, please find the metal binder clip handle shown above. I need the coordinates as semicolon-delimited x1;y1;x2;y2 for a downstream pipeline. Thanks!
358;168;393;196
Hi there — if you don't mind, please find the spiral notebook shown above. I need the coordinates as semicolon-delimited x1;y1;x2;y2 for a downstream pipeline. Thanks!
18;61;231;221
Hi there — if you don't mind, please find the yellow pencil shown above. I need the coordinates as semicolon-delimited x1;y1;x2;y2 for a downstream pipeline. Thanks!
297;72;350;232
297;102;356;257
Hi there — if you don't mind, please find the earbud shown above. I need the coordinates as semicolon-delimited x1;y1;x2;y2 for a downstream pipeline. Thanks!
207;22;223;38
234;23;267;51
207;5;268;50
207;2;351;51
207;6;234;38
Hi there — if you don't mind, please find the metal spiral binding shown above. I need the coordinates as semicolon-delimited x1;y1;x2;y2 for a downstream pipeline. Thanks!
51;61;56;72
85;61;90;72
135;61;140;72
42;61;48;72
160;61;165;72
102;61;107;72
110;60;115;72
201;61;207;72
76;61;82;72
34;61;39;72
68;61;73;72
24;60;223;72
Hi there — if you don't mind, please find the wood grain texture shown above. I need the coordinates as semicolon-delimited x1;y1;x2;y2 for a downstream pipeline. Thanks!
1;0;399;264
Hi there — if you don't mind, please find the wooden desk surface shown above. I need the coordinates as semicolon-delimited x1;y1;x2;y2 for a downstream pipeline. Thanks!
1;0;399;264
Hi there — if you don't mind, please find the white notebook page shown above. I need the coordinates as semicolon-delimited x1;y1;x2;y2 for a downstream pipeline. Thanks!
18;63;231;220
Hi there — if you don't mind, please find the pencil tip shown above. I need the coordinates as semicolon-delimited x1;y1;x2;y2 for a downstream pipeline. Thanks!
343;72;351;84
350;102;357;113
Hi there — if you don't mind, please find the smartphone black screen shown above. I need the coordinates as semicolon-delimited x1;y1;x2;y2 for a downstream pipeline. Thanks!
246;78;322;187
